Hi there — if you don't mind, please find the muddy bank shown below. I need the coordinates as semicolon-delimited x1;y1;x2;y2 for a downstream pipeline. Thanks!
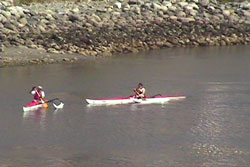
0;0;250;66
0;46;90;67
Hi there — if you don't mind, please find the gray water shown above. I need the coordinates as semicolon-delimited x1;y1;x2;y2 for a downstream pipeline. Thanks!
0;46;250;167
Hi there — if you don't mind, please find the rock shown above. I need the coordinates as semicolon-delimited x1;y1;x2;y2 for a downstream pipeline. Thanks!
91;14;101;22
68;14;79;22
63;58;70;62
37;24;46;33
152;3;162;10
178;2;188;8
176;11;186;17
1;0;13;7
4;22;17;31
18;17;28;26
0;45;5;52
71;7;79;13
223;10;231;17
48;48;60;54
114;2;122;9
1;11;11;19
240;3;250;10
1;27;14;34
0;23;4;29
0;15;8;24
128;0;137;5
179;17;195;23
242;10;250;18
45;14;54;20
169;15;178;21
200;0;210;7
168;6;177;12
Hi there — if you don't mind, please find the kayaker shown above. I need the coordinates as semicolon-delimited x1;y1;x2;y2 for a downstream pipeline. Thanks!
30;86;46;103
133;83;146;99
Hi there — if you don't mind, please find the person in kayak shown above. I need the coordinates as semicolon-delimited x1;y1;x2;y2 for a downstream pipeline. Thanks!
133;83;146;99
30;86;46;103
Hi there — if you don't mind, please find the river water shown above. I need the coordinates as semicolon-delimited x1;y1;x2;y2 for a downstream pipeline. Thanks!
0;45;250;167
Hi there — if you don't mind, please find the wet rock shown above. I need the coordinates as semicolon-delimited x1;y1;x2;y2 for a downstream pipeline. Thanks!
62;58;70;62
0;45;5;52
48;48;60;54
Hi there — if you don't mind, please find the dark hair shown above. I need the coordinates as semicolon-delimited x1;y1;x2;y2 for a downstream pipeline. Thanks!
138;83;143;86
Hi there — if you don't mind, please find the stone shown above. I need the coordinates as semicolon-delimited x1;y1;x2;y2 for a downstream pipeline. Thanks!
0;45;5;52
128;0;137;5
1;10;11;19
200;0;210;7
114;2;122;9
71;7;79;13
168;6;177;12
92;14;101;22
152;3;162;10
63;58;70;61
48;48;60;54
169;15;178;21
68;14;79;22
4;22;16;31
0;15;8;23
18;17;28;26
179;17;195;23
37;25;46;33
176;11;186;17
223;10;231;17
243;10;250;18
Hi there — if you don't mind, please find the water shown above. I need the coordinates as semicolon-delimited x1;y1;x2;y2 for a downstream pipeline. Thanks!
0;46;250;167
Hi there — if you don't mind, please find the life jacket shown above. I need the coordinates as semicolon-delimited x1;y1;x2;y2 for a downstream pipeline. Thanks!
136;87;146;98
32;90;45;101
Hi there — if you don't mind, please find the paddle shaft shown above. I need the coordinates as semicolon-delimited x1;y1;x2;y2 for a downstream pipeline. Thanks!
46;98;61;103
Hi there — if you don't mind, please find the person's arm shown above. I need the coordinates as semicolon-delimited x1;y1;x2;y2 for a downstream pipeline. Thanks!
30;87;36;95
142;88;146;95
41;91;45;98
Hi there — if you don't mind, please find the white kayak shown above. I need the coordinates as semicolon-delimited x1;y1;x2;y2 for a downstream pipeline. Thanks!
86;95;186;105
86;96;134;105
132;95;186;104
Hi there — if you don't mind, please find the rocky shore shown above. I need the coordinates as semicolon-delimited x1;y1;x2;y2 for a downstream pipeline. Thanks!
1;0;250;66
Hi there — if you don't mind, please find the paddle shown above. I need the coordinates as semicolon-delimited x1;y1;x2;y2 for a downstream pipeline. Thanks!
46;98;64;109
151;94;162;98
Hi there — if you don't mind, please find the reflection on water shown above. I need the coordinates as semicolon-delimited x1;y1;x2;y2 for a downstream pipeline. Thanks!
22;108;48;130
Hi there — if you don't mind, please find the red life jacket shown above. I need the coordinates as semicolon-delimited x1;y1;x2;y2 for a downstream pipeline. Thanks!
34;90;43;101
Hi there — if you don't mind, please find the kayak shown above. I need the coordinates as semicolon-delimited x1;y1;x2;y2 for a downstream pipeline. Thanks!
23;101;49;112
86;96;134;105
132;95;186;104
23;98;64;111
86;95;186;105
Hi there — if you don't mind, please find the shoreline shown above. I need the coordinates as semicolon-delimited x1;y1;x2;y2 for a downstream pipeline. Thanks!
0;46;91;67
1;0;250;67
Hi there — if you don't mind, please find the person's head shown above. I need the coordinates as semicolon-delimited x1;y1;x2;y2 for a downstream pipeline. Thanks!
37;86;43;90
138;83;143;88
